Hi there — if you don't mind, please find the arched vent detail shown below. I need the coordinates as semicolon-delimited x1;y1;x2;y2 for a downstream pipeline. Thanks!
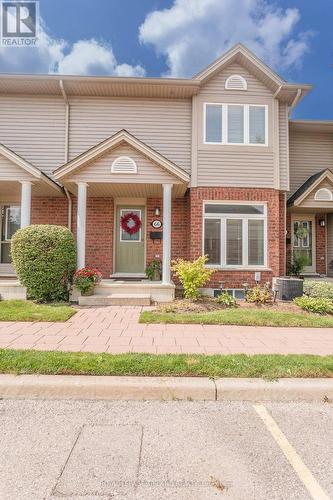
314;187;333;201
111;156;137;174
225;74;247;91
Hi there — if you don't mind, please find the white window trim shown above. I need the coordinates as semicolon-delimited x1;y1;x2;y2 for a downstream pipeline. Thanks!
203;103;268;146
202;201;268;269
111;156;137;174
119;208;142;243
314;187;333;201
225;74;248;91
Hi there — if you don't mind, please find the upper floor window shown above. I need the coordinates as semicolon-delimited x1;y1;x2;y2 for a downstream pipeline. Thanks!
204;103;268;146
225;75;247;91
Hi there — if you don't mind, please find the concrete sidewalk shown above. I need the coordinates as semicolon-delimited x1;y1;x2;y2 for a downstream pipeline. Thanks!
0;305;332;355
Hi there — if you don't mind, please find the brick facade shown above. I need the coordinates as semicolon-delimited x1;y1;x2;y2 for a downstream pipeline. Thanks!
31;197;68;226
189;187;285;288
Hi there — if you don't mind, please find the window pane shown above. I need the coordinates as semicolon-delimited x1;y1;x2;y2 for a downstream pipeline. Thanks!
248;219;264;265
226;219;242;265
249;106;266;144
120;210;141;241
205;204;264;215
204;219;221;265
228;105;244;143
3;206;20;240
205;104;222;143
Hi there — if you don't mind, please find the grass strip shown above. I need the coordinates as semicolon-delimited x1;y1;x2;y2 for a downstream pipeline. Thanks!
140;309;333;327
0;300;76;322
0;350;332;378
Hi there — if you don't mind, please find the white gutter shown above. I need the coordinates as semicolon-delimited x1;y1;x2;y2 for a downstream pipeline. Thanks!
289;88;302;117
59;79;72;230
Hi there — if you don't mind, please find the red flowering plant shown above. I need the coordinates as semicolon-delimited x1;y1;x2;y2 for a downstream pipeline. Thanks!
73;267;102;295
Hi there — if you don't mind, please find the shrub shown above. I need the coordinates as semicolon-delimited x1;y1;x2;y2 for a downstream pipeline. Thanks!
11;225;76;302
287;253;309;277
145;258;162;280
246;284;272;304
216;292;236;308
294;296;333;315
74;267;102;294
303;280;333;300
171;255;214;300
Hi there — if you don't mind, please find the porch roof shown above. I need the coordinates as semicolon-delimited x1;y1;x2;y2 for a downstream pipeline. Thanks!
288;169;333;212
0;143;63;197
53;129;190;197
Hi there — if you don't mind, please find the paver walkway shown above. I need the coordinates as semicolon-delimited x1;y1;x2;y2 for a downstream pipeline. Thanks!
0;306;332;355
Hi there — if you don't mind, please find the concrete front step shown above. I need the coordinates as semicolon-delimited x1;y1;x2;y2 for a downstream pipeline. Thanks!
79;293;151;306
0;280;27;300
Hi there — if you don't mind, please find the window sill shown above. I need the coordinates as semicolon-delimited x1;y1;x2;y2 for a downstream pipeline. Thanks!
205;266;272;272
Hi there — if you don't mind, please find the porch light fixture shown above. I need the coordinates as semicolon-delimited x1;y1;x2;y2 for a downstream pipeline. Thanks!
154;207;161;216
319;219;326;227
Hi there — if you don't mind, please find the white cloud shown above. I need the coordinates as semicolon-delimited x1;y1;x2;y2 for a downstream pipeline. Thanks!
0;22;145;76
139;0;313;77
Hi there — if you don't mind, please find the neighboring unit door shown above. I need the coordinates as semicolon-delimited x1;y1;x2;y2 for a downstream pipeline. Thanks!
0;205;21;264
291;217;315;273
115;207;145;274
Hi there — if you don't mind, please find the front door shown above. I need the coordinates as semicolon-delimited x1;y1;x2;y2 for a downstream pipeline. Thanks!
292;217;316;273
115;206;145;274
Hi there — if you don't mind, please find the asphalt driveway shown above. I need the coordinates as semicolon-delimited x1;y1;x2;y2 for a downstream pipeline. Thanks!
0;399;332;499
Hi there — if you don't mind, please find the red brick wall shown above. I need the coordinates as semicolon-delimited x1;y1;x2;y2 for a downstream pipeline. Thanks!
316;215;326;274
189;187;285;288
72;197;114;278
31;197;68;226
146;196;190;266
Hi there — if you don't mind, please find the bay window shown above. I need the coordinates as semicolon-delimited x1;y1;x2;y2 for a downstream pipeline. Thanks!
204;203;267;268
204;103;267;145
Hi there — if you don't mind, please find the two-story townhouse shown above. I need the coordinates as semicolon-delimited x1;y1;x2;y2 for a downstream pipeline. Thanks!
0;43;332;303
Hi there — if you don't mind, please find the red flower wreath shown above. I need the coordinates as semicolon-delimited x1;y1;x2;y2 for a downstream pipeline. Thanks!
120;212;142;235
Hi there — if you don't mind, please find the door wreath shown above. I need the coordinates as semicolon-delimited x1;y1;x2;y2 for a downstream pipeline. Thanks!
120;212;141;235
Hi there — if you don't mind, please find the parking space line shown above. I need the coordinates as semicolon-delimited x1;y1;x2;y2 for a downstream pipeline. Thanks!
254;404;329;500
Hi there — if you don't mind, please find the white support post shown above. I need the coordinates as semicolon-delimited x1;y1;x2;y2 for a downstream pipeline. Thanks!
77;182;88;270
20;181;32;228
162;183;173;284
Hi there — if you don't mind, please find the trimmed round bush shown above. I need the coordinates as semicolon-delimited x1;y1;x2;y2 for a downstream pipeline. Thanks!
11;225;76;302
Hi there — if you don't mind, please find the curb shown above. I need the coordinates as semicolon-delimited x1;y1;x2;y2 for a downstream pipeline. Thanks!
0;375;332;401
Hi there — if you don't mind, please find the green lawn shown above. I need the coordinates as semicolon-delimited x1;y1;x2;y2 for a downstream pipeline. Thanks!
140;308;333;327
0;350;332;378
0;300;76;322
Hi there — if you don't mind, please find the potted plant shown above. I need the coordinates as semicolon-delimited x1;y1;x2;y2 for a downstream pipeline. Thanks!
73;267;102;296
145;258;162;281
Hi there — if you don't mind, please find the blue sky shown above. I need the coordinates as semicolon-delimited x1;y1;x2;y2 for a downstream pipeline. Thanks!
0;0;332;119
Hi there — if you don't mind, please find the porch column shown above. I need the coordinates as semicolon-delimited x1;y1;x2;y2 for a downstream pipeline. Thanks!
20;181;32;228
162;183;173;284
77;182;88;269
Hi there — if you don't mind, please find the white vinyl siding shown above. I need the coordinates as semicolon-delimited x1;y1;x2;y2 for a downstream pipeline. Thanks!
204;103;267;146
203;202;267;268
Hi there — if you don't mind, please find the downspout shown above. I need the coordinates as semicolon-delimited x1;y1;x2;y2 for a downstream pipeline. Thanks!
289;88;302;117
59;79;72;230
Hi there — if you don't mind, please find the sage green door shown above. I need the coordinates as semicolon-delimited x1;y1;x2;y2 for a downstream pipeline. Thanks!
115;207;145;274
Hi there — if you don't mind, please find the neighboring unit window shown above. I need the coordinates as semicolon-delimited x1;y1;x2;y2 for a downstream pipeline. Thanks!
249;106;266;144
0;205;21;264
204;103;267;145
204;219;221;265
227;105;244;144
205;104;222;143
204;203;267;267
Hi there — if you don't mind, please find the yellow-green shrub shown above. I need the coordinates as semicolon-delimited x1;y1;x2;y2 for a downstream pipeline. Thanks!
171;255;214;300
